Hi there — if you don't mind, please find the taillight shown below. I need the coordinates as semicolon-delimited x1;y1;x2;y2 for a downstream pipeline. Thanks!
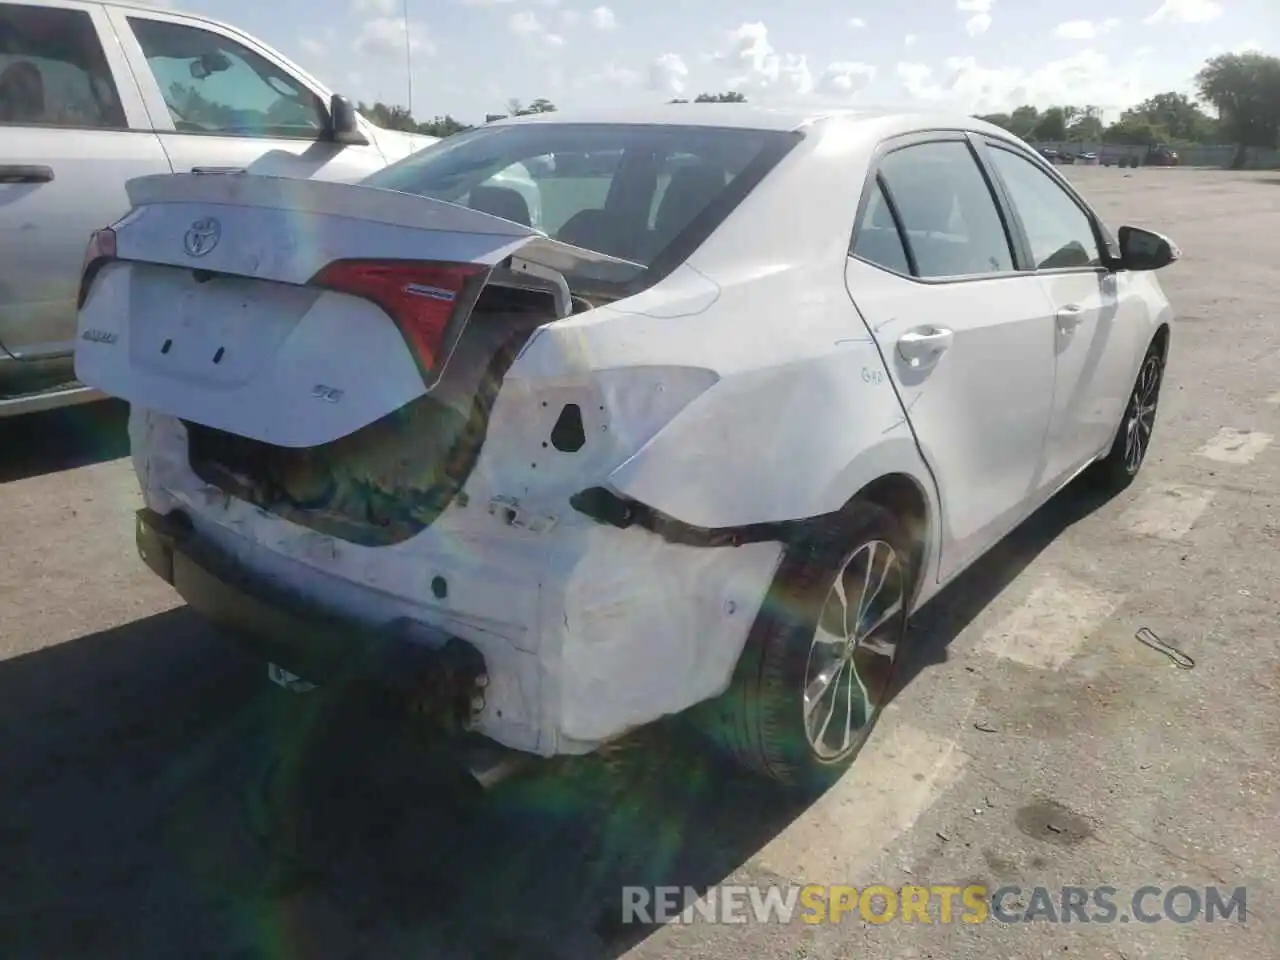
309;259;488;381
77;227;117;308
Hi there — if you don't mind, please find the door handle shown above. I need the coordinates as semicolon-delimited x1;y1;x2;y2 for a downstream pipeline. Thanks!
897;326;954;368
0;164;54;184
1056;304;1085;329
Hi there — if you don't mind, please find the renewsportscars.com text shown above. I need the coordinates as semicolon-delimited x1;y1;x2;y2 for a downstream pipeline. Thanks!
621;884;1247;925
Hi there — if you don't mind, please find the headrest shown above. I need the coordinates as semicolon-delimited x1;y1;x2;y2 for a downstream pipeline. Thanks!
653;163;727;240
468;184;532;226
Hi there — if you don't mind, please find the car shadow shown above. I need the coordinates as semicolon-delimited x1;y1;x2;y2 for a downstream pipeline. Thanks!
896;475;1119;685
0;606;810;960
0;476;1121;960
0;398;130;484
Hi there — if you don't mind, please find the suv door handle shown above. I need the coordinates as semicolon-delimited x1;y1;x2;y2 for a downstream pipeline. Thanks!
897;326;954;368
0;164;54;183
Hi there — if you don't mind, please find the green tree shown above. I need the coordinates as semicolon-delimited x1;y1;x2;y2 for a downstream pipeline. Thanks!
1007;105;1039;138
1121;92;1217;144
1196;52;1280;167
1101;117;1162;146
1032;106;1068;142
1066;106;1104;141
694;91;747;103
418;114;471;137
505;97;558;116
358;100;417;132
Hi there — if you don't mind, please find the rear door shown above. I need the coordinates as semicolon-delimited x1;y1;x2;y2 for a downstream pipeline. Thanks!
105;6;389;183
980;140;1146;486
845;134;1059;583
0;0;171;359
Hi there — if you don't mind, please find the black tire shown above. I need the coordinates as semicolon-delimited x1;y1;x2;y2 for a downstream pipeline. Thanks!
1088;337;1166;491
694;500;914;793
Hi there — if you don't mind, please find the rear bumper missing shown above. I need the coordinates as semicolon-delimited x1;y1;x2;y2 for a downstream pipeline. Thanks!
135;507;491;736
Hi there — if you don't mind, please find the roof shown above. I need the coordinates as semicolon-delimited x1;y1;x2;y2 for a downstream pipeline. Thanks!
490;103;1014;139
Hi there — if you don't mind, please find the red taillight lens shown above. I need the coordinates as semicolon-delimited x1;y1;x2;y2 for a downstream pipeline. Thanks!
309;259;487;380
77;227;117;308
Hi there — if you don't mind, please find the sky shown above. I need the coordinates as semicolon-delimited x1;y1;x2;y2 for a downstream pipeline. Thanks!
150;0;1277;125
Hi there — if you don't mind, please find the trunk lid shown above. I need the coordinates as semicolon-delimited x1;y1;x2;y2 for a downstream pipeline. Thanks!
76;172;638;448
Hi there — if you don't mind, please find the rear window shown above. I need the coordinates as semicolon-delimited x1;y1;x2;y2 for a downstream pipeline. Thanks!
363;122;800;272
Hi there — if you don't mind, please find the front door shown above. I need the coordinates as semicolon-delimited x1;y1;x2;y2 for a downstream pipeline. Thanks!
846;137;1058;583
981;143;1148;485
108;8;389;184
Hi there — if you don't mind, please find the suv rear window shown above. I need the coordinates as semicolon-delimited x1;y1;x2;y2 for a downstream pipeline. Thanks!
364;123;800;273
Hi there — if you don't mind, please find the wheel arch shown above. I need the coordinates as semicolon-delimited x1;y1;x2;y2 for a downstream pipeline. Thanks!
818;435;941;612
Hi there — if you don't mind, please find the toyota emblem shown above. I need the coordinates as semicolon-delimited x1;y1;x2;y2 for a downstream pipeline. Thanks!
183;217;221;257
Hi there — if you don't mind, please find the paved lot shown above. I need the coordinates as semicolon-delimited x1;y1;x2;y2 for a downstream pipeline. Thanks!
1;167;1278;959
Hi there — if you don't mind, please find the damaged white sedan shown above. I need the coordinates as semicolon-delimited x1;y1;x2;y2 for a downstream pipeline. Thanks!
75;105;1179;792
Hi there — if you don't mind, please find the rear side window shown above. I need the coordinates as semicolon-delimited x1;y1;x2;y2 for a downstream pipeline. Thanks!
851;179;911;275
877;140;1014;279
365;123;800;270
986;146;1102;270
0;4;126;129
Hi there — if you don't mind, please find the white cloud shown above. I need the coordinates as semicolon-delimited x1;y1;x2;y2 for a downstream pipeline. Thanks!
898;47;1155;116
508;10;565;53
355;17;435;57
904;34;918;47
966;13;992;36
559;8;580;26
818;61;876;96
1208;37;1264;55
580;61;641;89
461;0;517;5
352;0;397;13
849;17;866;28
300;36;328;55
1144;0;1222;23
589;5;617;30
648;53;689;95
957;0;992;36
719;21;814;97
1054;18;1121;40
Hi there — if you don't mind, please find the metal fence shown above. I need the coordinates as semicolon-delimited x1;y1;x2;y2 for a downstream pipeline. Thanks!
1033;141;1280;169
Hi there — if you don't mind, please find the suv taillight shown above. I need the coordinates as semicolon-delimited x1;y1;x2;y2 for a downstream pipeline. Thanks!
309;259;487;381
77;227;117;308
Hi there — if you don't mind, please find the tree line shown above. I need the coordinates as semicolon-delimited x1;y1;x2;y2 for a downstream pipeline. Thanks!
355;91;747;137
358;52;1279;169
976;52;1280;168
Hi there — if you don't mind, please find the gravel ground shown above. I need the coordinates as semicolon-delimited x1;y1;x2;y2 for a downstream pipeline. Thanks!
0;166;1277;960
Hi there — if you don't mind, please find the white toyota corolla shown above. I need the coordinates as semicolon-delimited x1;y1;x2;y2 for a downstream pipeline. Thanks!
75;105;1178;793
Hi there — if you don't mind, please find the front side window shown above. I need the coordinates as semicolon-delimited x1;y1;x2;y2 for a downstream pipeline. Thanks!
365;123;799;270
0;4;126;128
128;17;325;138
876;140;1015;279
987;146;1102;270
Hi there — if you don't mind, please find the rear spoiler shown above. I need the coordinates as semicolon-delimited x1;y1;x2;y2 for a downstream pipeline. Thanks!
121;172;644;288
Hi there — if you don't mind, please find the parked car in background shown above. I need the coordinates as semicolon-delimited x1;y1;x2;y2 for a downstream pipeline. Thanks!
76;106;1179;793
1146;145;1179;166
0;0;533;418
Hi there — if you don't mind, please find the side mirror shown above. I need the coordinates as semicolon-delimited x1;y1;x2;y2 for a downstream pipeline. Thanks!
327;94;369;146
1117;225;1180;271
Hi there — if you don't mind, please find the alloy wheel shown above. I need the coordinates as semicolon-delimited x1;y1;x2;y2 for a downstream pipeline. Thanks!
801;539;906;761
1124;353;1162;475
